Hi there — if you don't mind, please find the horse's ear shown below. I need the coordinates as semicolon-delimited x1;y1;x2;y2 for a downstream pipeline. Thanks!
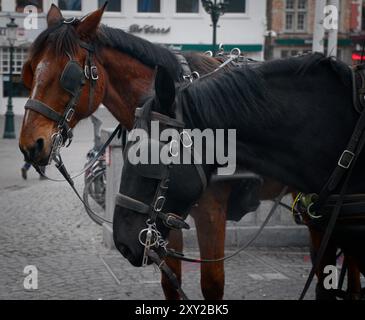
22;61;33;90
76;2;107;38
47;4;63;27
154;65;176;116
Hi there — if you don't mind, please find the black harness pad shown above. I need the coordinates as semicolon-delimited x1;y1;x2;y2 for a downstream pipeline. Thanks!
60;61;84;96
226;178;262;221
128;139;169;180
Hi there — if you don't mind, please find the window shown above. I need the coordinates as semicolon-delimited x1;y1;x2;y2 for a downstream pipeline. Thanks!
16;0;43;12
285;0;307;32
225;0;246;13
0;48;28;75
99;0;121;12
0;47;29;97
138;0;160;13
281;49;300;58
176;0;199;13
3;75;29;98
59;0;82;11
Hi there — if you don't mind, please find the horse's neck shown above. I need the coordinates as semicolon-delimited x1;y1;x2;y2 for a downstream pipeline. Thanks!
181;67;360;193
99;49;220;130
99;48;154;130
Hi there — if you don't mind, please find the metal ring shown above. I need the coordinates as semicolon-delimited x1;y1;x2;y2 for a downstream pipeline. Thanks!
63;17;76;24
230;48;241;58
204;51;213;57
169;139;179;157
307;203;322;219
138;228;158;247
84;65;90;79
191;71;200;80
180;131;193;148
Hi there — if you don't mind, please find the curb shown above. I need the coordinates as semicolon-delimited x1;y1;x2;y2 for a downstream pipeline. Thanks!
103;224;309;250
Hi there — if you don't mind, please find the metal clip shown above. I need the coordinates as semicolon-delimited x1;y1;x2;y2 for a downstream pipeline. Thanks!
49;132;64;165
138;223;158;267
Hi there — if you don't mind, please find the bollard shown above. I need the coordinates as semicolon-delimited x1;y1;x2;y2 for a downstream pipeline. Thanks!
101;128;124;249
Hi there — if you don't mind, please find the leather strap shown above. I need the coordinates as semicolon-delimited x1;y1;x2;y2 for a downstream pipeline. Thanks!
312;93;365;212
25;99;63;123
299;129;365;300
115;193;150;214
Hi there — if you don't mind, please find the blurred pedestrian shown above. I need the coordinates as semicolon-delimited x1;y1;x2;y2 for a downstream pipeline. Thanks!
21;162;46;180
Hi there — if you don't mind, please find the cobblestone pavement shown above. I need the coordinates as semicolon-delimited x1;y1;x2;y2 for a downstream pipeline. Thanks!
0;112;320;300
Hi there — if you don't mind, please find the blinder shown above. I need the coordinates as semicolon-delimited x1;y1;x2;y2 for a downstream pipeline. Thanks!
60;60;85;96
128;139;169;180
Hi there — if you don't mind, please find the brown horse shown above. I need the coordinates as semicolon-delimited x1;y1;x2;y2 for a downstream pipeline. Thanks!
19;5;361;300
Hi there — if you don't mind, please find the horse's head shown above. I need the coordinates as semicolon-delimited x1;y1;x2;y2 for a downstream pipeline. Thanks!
113;66;209;267
19;4;107;165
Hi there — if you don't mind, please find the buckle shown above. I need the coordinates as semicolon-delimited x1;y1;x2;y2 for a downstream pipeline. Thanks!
338;150;355;169
154;196;165;212
91;66;99;80
65;108;74;122
164;213;190;230
84;65;90;79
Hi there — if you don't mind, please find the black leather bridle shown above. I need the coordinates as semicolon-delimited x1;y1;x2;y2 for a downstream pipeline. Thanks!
24;18;99;164
115;104;208;265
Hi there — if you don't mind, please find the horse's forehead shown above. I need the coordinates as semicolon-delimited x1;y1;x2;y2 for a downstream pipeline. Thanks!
35;59;51;76
30;59;52;99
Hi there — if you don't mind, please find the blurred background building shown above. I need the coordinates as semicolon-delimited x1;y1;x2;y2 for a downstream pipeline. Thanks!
265;0;364;63
1;0;365;116
0;0;265;115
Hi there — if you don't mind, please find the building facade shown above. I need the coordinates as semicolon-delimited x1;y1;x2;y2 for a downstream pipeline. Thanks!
0;0;266;115
266;0;362;64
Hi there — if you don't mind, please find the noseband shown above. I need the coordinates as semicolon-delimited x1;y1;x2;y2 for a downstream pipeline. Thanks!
24;18;99;164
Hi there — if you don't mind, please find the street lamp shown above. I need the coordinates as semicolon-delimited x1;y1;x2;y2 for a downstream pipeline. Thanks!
202;0;229;54
3;17;18;139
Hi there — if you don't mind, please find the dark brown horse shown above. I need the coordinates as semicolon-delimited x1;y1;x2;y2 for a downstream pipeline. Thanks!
19;5;361;299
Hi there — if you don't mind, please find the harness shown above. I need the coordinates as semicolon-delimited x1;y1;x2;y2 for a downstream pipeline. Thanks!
298;64;365;299
116;57;365;300
26;29;286;300
115;53;290;300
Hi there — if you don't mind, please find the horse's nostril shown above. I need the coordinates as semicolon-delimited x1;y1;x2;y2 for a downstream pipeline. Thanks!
25;138;45;162
36;138;44;153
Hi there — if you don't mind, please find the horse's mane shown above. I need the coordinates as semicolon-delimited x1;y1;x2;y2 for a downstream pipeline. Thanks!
29;21;182;80
178;53;352;129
